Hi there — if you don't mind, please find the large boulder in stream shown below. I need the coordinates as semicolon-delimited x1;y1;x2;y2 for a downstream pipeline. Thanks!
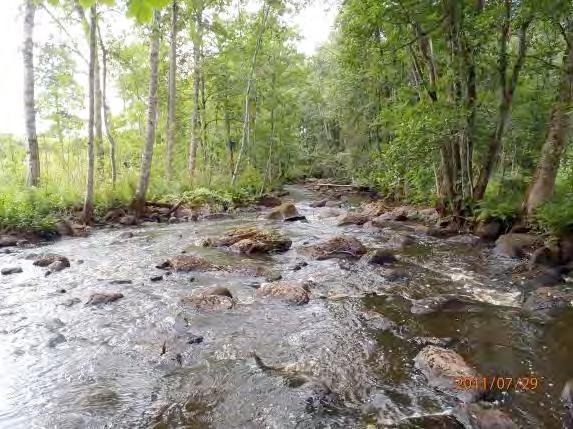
266;203;300;220
414;345;482;402
204;227;292;254
181;286;235;310
299;236;367;260
256;281;310;305
494;233;543;258
32;253;70;269
157;254;218;272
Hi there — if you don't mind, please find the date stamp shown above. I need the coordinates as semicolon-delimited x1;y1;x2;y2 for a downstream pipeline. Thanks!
454;376;539;392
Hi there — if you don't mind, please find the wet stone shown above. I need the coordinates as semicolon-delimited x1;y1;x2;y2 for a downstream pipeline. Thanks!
266;203;300;220
109;279;133;285
157;254;217;272
150;275;163;282
33;253;70;268
455;403;518;429
187;334;204;345
1;266;23;275
182;295;234;311
0;235;19;247
47;260;68;273
60;298;81;307
47;334;67;348
414;345;482;402
256;281;310;305
364;249;397;265
86;293;124;305
299;236;367;260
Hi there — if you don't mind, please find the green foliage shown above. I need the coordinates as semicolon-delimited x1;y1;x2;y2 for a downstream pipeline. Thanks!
533;192;573;234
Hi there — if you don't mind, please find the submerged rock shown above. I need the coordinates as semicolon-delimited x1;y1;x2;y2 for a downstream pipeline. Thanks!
47;334;67;348
206;227;292;254
410;294;480;315
86;293;124;305
1;266;23;275
364;249;397;265
414;345;482;402
522;287;573;315
396;414;464;428
256;281;310;305
299;236;367;260
266;203;300;220
157;254;217;272
495;233;543;258
455;403;518;429
33;253;70;268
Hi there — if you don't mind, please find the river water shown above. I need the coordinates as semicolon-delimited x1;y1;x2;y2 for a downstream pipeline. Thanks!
0;185;572;428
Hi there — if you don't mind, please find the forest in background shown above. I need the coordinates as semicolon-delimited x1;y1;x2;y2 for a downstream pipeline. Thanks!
1;0;573;238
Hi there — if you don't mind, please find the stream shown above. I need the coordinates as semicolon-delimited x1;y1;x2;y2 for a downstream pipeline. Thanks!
1;185;572;428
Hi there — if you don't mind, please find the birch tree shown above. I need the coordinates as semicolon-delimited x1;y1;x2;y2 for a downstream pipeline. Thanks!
133;9;161;217
23;0;40;187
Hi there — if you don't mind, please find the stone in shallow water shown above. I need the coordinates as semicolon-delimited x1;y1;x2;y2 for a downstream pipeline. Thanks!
157;254;217;272
1;266;22;275
256;281;310;305
299;236;367;260
47;334;66;348
86;293;124;305
33;253;70;268
414;345;482;402
181;294;234;311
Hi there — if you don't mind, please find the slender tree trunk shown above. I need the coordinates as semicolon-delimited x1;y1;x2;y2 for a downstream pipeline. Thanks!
133;10;161;218
94;52;104;167
166;0;178;181
188;3;203;177
260;106;275;194
473;5;530;200
231;2;271;185
82;6;97;224
23;0;40;187
97;24;117;187
525;22;573;214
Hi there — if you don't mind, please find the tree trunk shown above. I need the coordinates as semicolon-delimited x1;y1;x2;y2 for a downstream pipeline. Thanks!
473;5;530;200
166;0;178;181
23;0;40;187
133;10;161;218
231;2;271;185
82;5;97;224
94;51;104;167
525;22;573;214
97;23;117;187
188;3;203;177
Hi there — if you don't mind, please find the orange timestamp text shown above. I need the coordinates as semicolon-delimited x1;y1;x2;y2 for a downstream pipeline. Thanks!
454;376;539;391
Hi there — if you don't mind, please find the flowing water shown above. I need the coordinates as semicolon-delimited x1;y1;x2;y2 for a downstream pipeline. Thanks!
1;185;572;428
